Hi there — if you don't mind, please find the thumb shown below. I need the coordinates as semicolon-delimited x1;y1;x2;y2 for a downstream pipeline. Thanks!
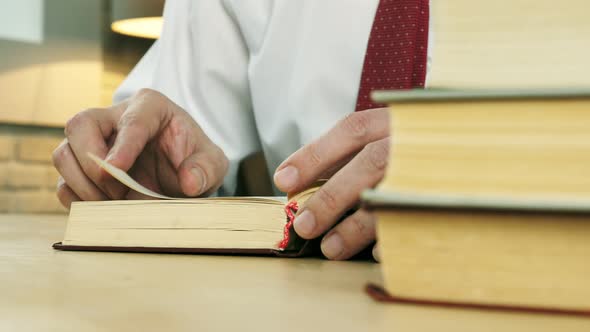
177;147;229;197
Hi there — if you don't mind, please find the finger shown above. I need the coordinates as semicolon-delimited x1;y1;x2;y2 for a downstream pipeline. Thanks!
177;146;229;197
293;138;389;239
316;153;356;180
52;140;109;201
372;243;380;262
56;177;81;209
64;105;127;199
320;209;377;260
106;89;174;173
107;89;226;198
274;108;389;193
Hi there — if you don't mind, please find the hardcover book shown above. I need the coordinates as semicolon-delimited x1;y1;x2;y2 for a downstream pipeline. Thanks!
54;154;322;257
364;89;590;315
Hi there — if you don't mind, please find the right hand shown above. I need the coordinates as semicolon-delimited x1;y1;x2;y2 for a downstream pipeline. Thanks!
52;88;228;209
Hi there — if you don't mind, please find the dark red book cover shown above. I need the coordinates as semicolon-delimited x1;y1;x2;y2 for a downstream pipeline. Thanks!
365;283;590;317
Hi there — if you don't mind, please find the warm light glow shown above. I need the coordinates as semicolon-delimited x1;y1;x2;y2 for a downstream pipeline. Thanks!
111;16;162;39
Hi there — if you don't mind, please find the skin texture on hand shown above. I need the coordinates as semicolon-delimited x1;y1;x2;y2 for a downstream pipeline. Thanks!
274;108;390;261
53;88;229;209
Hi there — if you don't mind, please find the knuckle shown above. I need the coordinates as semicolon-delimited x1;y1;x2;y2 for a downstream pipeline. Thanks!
64;111;92;136
348;210;375;239
342;112;371;140
118;112;136;128
51;142;69;168
131;88;175;125
350;214;368;236
302;142;322;167
133;88;166;107
361;140;389;172
118;110;146;132
316;186;339;211
134;88;159;99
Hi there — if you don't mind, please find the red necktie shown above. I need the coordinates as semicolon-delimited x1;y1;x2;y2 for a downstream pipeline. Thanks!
355;0;429;112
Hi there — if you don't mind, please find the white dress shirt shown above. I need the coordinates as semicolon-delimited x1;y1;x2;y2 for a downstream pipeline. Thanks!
114;0;431;195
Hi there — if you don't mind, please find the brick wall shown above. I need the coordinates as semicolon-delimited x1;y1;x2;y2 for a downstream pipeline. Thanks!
0;124;66;214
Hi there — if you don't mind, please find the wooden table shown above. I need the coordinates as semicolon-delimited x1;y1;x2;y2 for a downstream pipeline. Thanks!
1;214;589;331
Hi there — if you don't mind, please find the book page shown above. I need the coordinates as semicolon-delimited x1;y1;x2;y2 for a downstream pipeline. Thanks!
88;153;288;204
88;153;322;205
88;153;176;199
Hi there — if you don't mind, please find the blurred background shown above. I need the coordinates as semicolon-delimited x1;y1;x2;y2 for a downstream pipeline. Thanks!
0;0;164;213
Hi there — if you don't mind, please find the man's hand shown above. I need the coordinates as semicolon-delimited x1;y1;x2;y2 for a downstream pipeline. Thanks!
53;88;228;208
274;108;389;260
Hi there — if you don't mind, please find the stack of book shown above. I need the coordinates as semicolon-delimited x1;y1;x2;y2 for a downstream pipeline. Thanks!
362;0;590;315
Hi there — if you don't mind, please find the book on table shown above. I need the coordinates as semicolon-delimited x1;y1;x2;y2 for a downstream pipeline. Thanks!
363;89;590;315
54;154;322;257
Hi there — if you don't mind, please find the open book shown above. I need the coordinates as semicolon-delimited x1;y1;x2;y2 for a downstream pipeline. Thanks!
53;154;322;257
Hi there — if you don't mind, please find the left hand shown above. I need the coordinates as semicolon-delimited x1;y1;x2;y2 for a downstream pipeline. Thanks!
273;108;390;260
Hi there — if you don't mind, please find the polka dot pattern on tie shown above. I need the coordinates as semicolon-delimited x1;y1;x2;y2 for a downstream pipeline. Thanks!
355;0;429;112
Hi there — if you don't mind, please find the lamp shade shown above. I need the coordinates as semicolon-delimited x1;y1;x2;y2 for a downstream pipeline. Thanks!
110;0;165;39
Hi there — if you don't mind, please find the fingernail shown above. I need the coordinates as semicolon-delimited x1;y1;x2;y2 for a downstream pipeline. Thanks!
274;166;299;191
321;232;344;259
191;167;207;195
294;209;316;238
56;177;65;189
372;244;380;262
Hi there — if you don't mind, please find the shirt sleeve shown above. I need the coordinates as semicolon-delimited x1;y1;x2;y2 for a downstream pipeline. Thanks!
113;0;261;196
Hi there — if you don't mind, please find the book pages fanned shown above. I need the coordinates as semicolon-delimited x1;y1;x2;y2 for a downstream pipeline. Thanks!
89;152;324;206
